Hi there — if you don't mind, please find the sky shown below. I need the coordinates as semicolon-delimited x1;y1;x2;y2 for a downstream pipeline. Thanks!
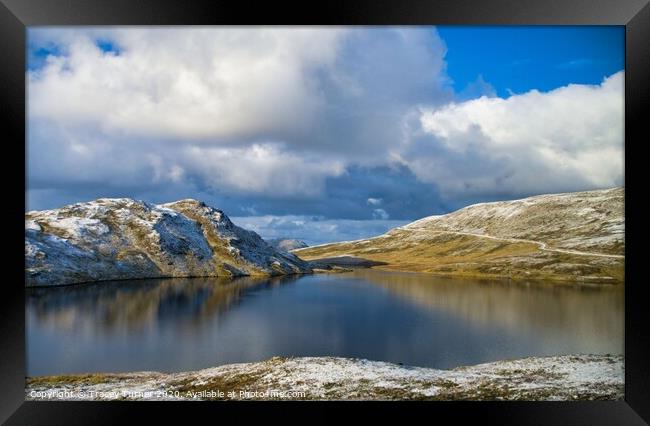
26;26;624;245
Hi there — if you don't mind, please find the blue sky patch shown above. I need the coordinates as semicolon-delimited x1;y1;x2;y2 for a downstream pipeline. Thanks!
437;25;624;98
96;39;122;55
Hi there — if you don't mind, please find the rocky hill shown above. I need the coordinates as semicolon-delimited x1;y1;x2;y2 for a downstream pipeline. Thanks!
267;239;309;252
25;198;311;287
294;188;624;283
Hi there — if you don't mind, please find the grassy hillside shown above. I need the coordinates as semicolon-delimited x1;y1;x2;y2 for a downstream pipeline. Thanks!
295;188;624;283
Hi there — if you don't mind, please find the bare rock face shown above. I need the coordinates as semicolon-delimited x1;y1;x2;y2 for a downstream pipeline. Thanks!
25;198;312;287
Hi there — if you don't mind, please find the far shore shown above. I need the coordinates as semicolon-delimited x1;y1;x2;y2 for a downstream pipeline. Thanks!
297;254;625;285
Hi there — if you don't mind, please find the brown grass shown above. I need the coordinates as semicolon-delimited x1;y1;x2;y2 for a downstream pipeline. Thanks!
27;373;120;387
296;231;624;284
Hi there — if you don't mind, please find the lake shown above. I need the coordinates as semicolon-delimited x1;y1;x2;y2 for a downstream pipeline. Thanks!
26;270;624;376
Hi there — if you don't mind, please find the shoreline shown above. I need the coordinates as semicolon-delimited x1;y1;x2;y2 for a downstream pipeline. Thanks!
298;255;625;285
26;260;624;289
26;354;623;401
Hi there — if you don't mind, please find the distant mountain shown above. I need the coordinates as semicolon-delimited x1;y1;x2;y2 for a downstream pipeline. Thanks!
294;187;624;283
266;238;309;252
25;198;311;287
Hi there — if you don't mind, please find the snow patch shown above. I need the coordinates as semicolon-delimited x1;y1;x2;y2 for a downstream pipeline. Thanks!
25;354;623;401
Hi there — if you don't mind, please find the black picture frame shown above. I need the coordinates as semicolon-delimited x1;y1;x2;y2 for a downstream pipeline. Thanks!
2;0;648;424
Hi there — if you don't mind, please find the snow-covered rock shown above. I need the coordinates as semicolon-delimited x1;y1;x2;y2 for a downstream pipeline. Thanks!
25;198;312;287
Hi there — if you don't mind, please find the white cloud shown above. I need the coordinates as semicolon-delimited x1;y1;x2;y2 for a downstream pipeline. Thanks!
407;71;624;198
366;197;382;206
29;28;345;140
372;208;390;220
28;27;451;201
182;142;345;196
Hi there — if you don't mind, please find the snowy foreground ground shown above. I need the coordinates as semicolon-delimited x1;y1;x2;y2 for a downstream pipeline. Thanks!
26;354;623;401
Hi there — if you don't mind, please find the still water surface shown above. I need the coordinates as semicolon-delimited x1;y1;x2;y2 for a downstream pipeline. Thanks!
26;270;623;375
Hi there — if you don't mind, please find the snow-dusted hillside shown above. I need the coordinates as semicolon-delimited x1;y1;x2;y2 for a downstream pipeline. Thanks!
295;188;624;283
401;187;624;255
25;354;623;401
25;198;311;287
267;238;309;252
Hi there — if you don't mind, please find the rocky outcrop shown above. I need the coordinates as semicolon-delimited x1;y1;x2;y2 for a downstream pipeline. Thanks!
25;198;311;287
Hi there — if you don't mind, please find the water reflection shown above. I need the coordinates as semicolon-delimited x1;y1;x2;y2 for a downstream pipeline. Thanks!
27;275;299;334
26;271;623;376
352;270;624;349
